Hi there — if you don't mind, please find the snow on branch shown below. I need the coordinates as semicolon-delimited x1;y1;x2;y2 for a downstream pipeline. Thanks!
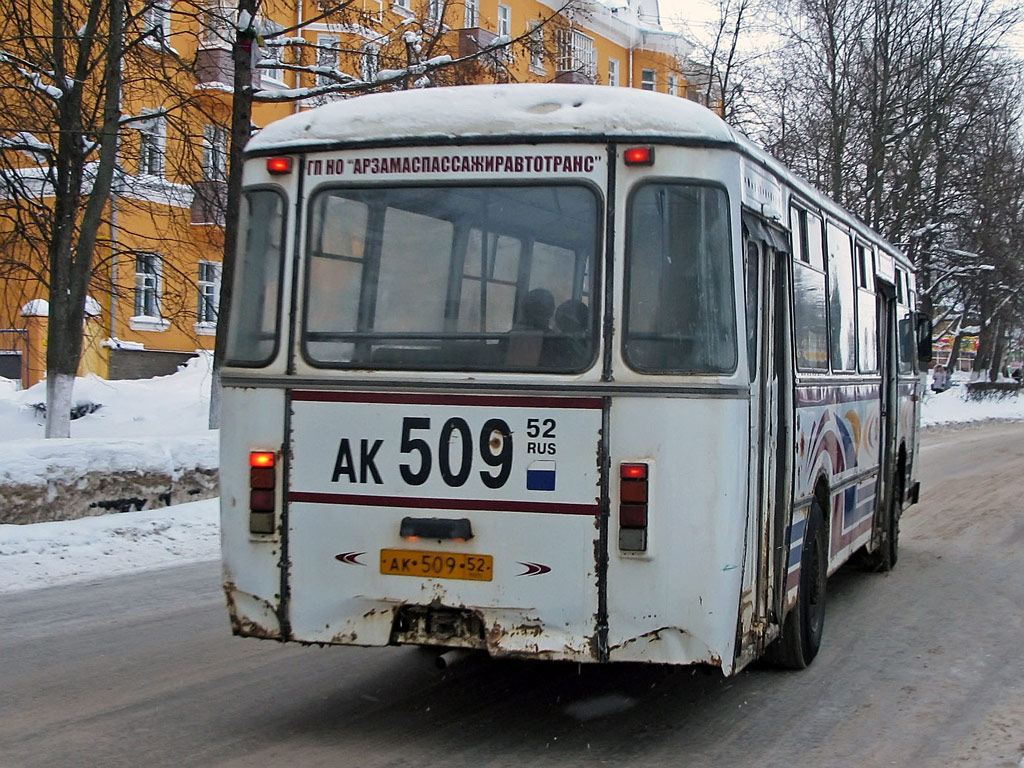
0;132;54;163
119;108;168;129
0;49;64;101
251;1;575;103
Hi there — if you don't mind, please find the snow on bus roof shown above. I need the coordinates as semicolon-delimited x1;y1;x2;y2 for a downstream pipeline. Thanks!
247;83;735;151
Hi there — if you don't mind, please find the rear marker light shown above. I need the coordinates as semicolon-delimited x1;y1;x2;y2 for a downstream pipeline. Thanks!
249;451;277;534
624;147;655;166
266;156;293;175
619;462;650;552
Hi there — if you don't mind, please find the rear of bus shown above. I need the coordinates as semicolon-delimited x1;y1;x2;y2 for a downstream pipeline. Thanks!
220;85;751;672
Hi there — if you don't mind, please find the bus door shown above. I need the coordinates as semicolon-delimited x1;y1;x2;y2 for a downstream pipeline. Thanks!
742;214;794;650
874;285;899;546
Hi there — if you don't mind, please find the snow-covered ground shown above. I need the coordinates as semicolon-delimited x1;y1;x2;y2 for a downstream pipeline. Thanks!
0;366;1020;594
0;352;214;440
919;376;1024;427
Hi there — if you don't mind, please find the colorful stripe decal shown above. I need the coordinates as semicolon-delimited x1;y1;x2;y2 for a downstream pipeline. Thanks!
795;383;881;407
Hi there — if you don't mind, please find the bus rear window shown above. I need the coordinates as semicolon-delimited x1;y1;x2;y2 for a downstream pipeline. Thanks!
225;189;286;367
624;183;736;374
303;185;600;372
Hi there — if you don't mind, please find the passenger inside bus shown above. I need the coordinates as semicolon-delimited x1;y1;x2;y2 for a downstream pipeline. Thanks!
515;288;556;331
547;299;590;367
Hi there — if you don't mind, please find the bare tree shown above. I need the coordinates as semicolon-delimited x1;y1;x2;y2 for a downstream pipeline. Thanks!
1;0;252;435
750;0;1024;376
674;0;765;124
0;0;128;436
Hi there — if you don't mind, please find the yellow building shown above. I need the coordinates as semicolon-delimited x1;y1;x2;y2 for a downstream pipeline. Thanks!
0;0;703;387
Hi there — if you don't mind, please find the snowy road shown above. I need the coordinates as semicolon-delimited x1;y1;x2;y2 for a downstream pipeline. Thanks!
1;421;1022;767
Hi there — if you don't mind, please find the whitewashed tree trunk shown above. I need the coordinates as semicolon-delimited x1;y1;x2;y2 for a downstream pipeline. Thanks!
208;369;221;429
44;372;74;438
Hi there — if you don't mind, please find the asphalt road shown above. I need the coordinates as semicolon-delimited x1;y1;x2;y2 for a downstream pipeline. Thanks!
2;421;1022;767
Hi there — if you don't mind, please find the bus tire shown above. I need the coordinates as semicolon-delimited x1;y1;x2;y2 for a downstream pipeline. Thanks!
766;500;827;669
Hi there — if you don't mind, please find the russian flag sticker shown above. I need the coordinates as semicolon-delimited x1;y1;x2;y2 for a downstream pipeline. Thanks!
526;460;556;491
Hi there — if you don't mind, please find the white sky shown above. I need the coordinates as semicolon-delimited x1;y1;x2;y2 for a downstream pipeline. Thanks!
656;0;721;42
656;0;1024;57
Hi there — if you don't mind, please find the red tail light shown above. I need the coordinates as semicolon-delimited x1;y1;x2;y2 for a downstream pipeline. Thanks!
250;451;275;468
249;451;277;534
619;463;649;552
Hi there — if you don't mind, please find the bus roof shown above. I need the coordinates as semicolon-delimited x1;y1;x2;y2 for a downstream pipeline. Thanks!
247;83;736;152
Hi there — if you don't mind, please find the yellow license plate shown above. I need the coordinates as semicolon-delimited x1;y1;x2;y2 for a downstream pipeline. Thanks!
380;548;493;582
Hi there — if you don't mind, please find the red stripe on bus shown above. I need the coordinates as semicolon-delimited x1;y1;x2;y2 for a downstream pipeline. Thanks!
288;491;599;516
290;391;603;409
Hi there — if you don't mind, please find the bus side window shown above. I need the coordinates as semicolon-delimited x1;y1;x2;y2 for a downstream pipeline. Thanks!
792;208;828;371
857;244;878;373
745;239;760;380
826;221;857;372
226;189;286;366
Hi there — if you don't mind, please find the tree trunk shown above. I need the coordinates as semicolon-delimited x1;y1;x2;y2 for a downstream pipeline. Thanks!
44;0;123;437
210;0;259;429
946;330;965;373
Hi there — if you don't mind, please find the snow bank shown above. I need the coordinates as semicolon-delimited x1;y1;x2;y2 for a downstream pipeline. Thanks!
0;354;218;524
0;433;218;487
921;384;1024;427
0;433;219;525
0;352;214;441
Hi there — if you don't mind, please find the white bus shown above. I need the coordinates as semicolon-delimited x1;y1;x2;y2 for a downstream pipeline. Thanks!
220;84;932;674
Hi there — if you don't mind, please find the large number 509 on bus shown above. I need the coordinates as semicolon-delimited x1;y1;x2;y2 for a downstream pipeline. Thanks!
219;84;932;674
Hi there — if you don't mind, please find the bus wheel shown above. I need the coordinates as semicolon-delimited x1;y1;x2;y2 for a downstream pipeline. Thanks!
767;500;827;669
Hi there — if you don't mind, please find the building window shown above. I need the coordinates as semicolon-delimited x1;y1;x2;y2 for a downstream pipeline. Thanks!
134;253;162;318
198;261;222;326
202;124;228;182
668;74;678;96
202;0;233;47
497;4;511;37
316;34;340;88
145;0;171;46
464;0;478;28
427;0;444;23
608;57;619;86
528;20;544;71
556;28;596;79
137;111;166;177
258;25;286;84
641;68;656;91
360;42;380;83
393;0;411;9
